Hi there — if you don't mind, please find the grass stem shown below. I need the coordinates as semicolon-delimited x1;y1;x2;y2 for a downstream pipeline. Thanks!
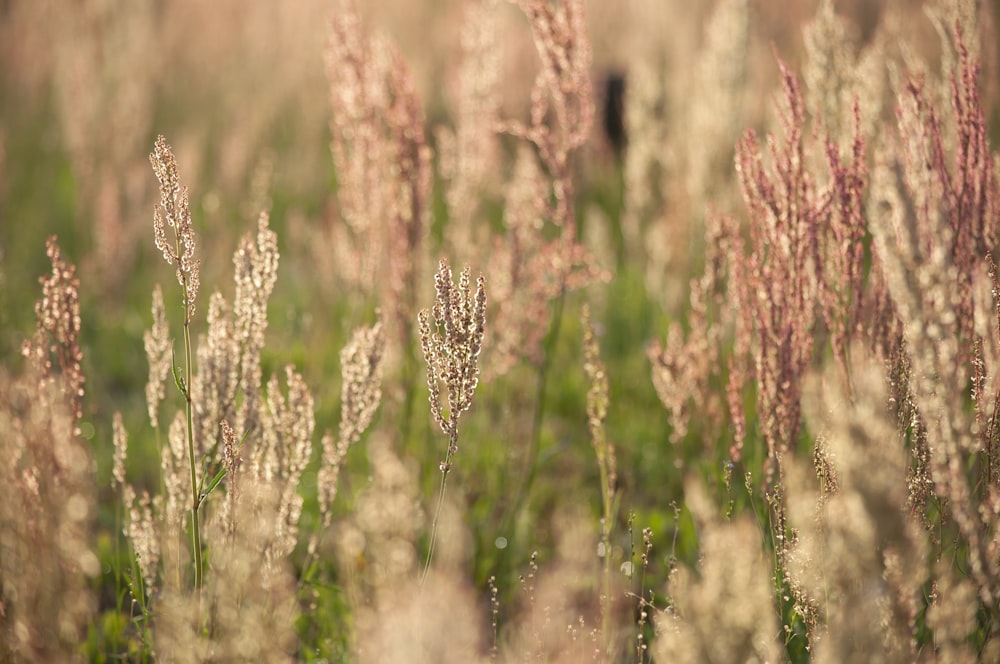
421;431;457;585
182;285;203;592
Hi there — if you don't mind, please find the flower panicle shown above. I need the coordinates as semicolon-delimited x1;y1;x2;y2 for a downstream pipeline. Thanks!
149;135;200;318
418;259;487;472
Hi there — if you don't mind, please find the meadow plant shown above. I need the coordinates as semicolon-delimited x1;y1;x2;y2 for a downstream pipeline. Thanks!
323;0;431;351
486;144;553;376
355;566;483;664
347;434;426;594
504;0;591;210
866;23;1000;625
1;238;97;662
316;317;386;536
153;481;299;663
221;210;280;442
496;0;605;303
437;0;502;263
488;2;609;586
30;1;157;298
252;366;316;565
640;4;1000;657
0;372;99;662
728;56;866;475
113;135;325;660
710;6;1000;656
418;259;487;578
892;27;999;357
788;353;926;662
622;0;749;303
652;483;780;664
20;237;86;433
684;0;750;205
143;284;171;430
149;133;205;588
498;513;617;664
647;210;735;451
490;0;608;366
802;0;886;149
582;303;617;660
619;40;670;269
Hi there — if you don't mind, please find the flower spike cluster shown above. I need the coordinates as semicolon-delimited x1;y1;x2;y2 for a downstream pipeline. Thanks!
418;259;487;473
150;134;200;321
21;236;86;432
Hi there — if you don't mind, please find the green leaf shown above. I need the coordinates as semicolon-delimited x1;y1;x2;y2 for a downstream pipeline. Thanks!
170;343;186;397
197;425;252;509
198;466;228;509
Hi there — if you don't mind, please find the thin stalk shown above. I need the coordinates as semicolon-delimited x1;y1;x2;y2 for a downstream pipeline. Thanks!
118;492;151;660
112;501;125;656
491;287;566;597
514;166;574;514
600;534;612;664
421;430;457;584
517;289;566;518
598;473;614;662
181;287;203;591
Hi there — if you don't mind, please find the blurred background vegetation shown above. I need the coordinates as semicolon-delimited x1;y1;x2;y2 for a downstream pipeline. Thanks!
3;0;1000;660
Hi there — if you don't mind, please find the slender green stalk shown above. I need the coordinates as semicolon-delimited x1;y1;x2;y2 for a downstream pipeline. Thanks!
111;502;125;656
179;276;203;591
584;302;615;663
496;286;567;580
598;485;616;663
128;541;152;659
421;431;457;584
523;288;566;500
151;134;204;593
420;452;451;585
416;261;487;584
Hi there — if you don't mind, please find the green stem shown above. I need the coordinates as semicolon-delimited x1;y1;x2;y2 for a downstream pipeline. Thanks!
601;533;612;663
490;288;566;598
503;288;567;532
112;500;124;655
182;293;203;591
598;477;615;663
422;428;457;584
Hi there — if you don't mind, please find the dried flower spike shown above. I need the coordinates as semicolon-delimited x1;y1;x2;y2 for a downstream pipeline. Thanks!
20;237;86;437
418;259;487;474
418;259;486;583
143;284;171;429
317;316;386;528
148;134;204;587
150;134;200;320
583;304;615;497
112;412;127;489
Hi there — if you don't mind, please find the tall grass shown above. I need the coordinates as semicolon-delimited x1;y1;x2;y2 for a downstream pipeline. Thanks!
3;0;1000;661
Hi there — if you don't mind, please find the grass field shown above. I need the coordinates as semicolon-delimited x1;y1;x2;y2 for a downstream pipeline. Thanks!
3;0;1000;661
